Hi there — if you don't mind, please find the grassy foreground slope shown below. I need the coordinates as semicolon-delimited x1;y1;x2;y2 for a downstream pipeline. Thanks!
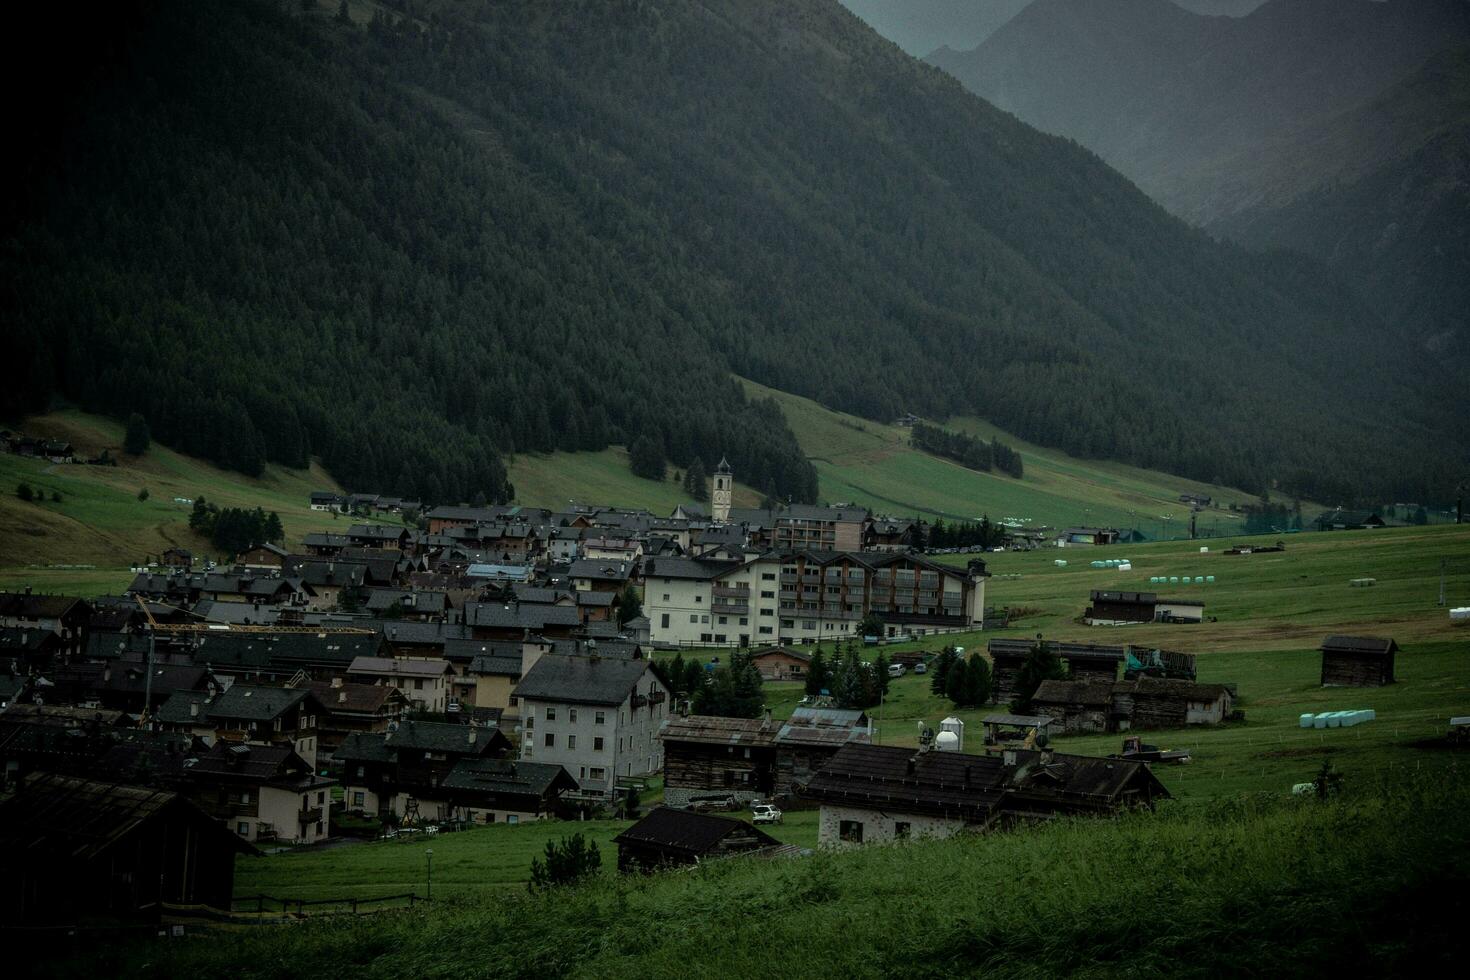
0;410;345;583
739;378;1255;531
75;773;1469;978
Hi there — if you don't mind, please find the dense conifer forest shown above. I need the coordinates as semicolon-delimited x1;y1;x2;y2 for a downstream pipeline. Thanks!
4;0;1462;506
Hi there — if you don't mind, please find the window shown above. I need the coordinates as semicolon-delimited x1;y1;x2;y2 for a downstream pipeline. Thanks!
236;822;250;837
760;609;773;617
694;595;702;603
590;767;606;781
595;711;606;725
414;678;424;690
317;791;325;805
240;791;251;804
739;617;748;626
507;814;519;825
701;615;709;624
762;572;776;580
662;594;670;601
661;614;670;629
580;767;587;779
546;707;557;721
759;626;773;635
509;696;518;706
594;736;605;751
839;820;864;843
761;590;775;599
353;791;365;807
568;734;577;750
690;614;699;624
894;822;911;839
526;714;535;728
544;732;555;747
356;766;365;778
718;616;727;625
569;708;578;723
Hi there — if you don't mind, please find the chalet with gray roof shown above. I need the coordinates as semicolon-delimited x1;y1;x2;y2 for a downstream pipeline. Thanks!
439;758;578;824
205;684;327;769
183;742;335;844
348;656;456;713
337;719;511;821
0;592;92;661
514;654;671;800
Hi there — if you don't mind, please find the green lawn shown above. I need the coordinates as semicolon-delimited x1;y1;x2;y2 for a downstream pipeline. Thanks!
234;810;819;904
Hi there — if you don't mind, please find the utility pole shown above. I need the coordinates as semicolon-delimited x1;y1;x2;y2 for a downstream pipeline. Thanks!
426;847;433;902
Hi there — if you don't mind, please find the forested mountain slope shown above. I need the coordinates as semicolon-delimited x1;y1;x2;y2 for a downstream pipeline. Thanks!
929;0;1470;367
3;0;1462;507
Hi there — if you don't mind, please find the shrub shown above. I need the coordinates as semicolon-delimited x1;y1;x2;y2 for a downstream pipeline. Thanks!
529;833;602;892
16;482;33;502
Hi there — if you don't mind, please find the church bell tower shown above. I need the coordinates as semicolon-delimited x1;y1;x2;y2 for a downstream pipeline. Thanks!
712;456;733;523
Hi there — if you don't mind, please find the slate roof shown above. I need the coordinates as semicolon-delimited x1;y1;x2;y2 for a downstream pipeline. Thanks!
0;773;255;862
465;602;581;631
568;559;633;581
306;680;406;715
185;742;316;784
642;557;745;581
1032;679;1115;706
800;744;1007;821
440;758;576;799
659;715;778;748
382;719;509;756
207;684;312;723
155;690;215;726
348;656;454;678
0;593;89;619
613;807;779;856
335;731;394;764
514;654;657;707
1321;635;1398;656
788;706;868;729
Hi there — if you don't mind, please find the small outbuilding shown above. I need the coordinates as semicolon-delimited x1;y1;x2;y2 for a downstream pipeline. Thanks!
1320;635;1397;687
0;773;255;923
613;806;781;872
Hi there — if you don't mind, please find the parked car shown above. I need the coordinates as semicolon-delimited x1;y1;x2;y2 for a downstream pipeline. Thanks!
887;663;906;678
751;804;783;825
912;662;928;675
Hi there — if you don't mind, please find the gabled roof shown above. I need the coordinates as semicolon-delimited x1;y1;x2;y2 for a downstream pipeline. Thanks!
567;559;633;581
1320;635;1397;656
0;774;256;863
464;602;581;630
749;646;811;664
185;741;312;781
659;715;778;748
440;758;576;799
514;654;659;707
801;743;1005;821
382;719;509;756
348;656;454;678
0;593;89;619
305;680;407;715
1032;679;1114;707
207;684;313;723
642;557;746;581
788;706;868;729
613;806;779;856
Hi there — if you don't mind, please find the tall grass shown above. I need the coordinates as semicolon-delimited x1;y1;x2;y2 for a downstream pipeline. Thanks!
51;768;1469;979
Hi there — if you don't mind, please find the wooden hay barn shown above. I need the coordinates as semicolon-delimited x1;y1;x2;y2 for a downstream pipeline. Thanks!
1320;635;1398;687
613;806;781;872
0;773;255;923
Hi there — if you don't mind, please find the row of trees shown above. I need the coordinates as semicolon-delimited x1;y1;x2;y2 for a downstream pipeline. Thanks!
188;497;284;555
909;423;1024;479
923;515;1009;550
804;644;892;710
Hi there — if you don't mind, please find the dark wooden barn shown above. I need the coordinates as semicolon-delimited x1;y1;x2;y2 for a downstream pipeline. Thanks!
1320;635;1398;687
613;806;781;872
986;638;1035;704
0;773;255;923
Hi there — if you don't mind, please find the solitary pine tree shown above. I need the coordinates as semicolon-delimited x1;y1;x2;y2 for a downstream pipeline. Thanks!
962;654;992;707
124;413;151;456
945;656;968;704
615;584;643;627
805;649;829;696
1011;642;1066;713
684;457;709;501
528;834;602;892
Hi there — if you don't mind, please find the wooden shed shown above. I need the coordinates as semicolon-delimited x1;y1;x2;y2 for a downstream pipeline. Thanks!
614;806;780;872
0;773;255;923
1320;635;1397;687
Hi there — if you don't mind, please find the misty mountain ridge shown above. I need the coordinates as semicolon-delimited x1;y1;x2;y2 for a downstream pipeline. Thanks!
3;0;1462;507
928;0;1470;363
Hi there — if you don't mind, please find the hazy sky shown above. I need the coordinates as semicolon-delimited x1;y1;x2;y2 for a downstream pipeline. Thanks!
840;0;1268;57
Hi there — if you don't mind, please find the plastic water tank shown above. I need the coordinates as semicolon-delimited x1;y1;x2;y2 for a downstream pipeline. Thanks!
935;730;960;752
939;716;965;751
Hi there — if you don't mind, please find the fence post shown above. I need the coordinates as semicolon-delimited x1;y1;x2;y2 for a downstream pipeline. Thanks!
351;899;358;915
257;895;263;914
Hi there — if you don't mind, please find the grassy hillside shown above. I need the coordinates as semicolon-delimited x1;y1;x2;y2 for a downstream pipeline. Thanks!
740;377;1256;531
508;448;763;514
59;771;1467;978
0;410;347;583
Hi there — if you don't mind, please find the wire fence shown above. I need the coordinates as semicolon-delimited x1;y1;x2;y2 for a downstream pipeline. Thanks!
228;892;428;918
